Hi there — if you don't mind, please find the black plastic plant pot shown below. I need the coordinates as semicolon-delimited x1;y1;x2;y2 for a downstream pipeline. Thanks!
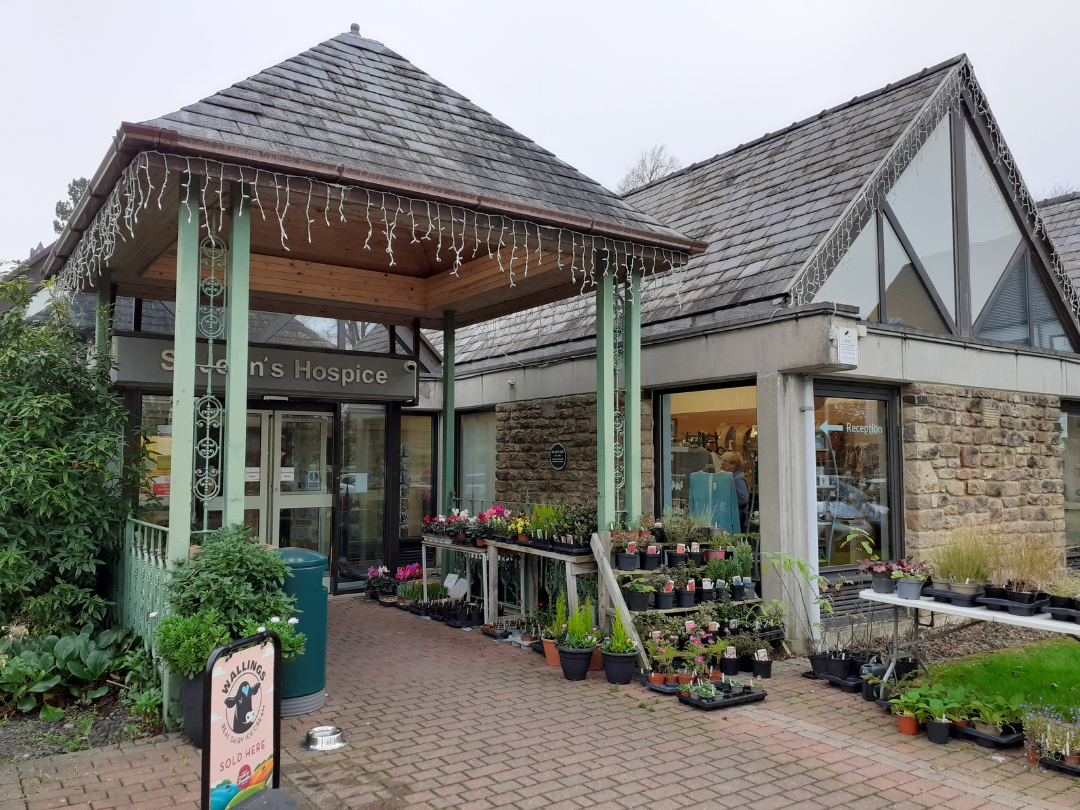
655;591;675;610
625;590;651;612
739;655;754;673
667;552;687;568
752;660;772;679
1049;595;1073;609
676;590;696;608
642;553;661;571
983;586;1006;600
556;646;595;681
698;588;716;603
871;574;897;594
1007;590;1036;604
601;651;638;685
616;553;639;572
926;720;952;745
894;659;918;680
808;653;829;677
730;584;746;602
720;658;739;676
181;673;204;749
687;551;704;567
826;657;852;679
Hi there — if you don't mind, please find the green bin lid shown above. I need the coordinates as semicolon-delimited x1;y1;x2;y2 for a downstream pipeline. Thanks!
275;547;329;570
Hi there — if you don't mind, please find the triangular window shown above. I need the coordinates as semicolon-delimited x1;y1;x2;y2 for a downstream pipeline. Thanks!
975;250;1074;350
966;120;1022;321
813;221;878;320
882;218;948;333
885;116;955;319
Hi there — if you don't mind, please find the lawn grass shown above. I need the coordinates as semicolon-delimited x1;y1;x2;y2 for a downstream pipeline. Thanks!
930;637;1080;711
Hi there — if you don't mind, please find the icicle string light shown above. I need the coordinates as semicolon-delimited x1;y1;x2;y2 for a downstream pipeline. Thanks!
789;60;1080;324
54;150;692;305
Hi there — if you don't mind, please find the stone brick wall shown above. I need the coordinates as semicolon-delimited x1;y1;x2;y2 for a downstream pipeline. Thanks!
495;393;654;512
902;383;1064;558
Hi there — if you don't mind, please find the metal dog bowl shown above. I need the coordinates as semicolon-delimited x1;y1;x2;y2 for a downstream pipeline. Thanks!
301;725;349;751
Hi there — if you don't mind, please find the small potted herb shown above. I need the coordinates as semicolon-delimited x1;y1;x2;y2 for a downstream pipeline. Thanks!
673;569;695;608
649;569;675;609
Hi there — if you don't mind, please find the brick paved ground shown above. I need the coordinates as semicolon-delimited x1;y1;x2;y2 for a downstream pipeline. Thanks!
7;597;1080;810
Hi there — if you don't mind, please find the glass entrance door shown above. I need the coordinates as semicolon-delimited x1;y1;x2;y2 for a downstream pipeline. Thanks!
272;413;334;557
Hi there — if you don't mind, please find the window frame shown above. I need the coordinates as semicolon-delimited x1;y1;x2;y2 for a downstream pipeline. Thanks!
455;407;499;512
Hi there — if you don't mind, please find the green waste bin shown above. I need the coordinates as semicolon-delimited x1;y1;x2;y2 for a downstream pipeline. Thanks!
276;548;328;716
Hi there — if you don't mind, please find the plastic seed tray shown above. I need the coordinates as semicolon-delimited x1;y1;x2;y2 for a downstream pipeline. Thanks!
677;689;767;711
922;588;980;608
1044;607;1080;623
951;724;1024;749
818;672;864;693
1040;758;1080;778
646;681;683;695
481;627;510;639
974;596;1049;617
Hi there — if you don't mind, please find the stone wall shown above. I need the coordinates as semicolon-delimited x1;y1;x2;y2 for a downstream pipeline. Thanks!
902;383;1064;558
495;393;654;513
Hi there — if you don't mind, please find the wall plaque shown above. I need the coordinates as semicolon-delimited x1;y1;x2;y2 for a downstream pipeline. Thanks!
549;443;567;471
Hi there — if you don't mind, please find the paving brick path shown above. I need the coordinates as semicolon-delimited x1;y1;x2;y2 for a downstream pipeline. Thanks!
7;597;1080;810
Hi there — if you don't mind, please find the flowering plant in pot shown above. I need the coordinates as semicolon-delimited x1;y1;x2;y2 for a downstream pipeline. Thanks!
892;562;928;600
600;613;638;685
1026;707;1080;766
644;638;684;684
556;599;599;681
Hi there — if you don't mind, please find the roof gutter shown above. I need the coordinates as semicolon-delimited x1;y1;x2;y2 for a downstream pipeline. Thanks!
44;123;705;280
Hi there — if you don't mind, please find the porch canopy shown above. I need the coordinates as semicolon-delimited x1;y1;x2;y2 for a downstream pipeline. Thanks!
40;29;704;559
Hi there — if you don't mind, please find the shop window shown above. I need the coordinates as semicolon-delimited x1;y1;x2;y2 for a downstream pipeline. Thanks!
885;116;955;319
966;121;1022;321
339;404;387;590
814;387;895;567
661;385;757;535
459;411;497;512
1062;408;1080;553
812;222;879;320
400;414;436;537
882;218;948;333
140;395;174;526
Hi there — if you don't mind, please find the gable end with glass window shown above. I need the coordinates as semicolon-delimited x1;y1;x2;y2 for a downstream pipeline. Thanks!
814;106;1078;353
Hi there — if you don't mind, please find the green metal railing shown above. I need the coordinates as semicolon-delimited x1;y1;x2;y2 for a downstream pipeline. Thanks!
111;517;169;654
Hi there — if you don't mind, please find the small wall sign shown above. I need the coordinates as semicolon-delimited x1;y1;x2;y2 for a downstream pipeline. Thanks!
549;443;568;471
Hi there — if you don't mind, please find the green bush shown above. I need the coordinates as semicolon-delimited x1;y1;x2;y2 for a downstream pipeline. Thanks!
0;277;150;631
154;611;230;680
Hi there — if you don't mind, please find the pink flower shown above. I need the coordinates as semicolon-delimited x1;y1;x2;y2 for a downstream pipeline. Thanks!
695;657;704;663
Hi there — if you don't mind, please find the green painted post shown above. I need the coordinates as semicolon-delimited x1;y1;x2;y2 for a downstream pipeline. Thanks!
167;177;199;563
595;254;616;530
223;182;250;527
94;265;112;387
623;264;642;522
441;310;455;514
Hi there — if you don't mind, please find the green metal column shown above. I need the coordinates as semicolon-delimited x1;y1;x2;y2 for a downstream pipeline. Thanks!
167;177;200;563
223;183;250;527
441;310;455;514
623;265;642;521
596;255;616;530
94;266;112;386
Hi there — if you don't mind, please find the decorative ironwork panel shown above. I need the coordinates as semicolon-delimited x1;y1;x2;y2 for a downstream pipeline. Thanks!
497;553;523;611
538;556;566;608
612;286;627;518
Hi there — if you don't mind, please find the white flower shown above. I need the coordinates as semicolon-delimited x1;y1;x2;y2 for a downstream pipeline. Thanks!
270;617;281;624
149;611;159;619
288;617;299;626
257;626;266;633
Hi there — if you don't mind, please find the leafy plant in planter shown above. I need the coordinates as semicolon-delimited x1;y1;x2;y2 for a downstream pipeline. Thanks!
890;683;934;734
622;577;654;612
556;599;600;681
892;562;929;600
929;527;991;593
761;552;836;655
600;612;638;684
155;611;231;680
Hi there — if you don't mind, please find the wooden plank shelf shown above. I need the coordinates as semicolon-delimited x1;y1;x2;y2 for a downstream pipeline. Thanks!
628;597;761;616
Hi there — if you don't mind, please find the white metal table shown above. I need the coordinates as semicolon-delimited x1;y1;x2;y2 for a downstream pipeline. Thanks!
859;589;1080;695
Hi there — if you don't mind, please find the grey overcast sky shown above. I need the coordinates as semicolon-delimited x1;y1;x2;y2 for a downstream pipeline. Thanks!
2;0;1078;262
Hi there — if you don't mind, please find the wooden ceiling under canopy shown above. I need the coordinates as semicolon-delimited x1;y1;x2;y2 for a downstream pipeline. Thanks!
73;151;699;330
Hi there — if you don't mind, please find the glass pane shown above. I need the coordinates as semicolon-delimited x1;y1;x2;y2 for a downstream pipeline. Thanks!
279;414;332;495
815;396;891;566
267;315;338;349
340;404;387;588
976;254;1028;345
460;412;497;512
343;322;389;353
400;414;435;538
883;219;948;332
886;116;954;317
142;300;175;334
967;121;1022;320
140;395;174;525
1064;413;1080;550
279;507;331;557
664;386;757;534
813;220;878;319
245;414;262;496
1029;265;1073;351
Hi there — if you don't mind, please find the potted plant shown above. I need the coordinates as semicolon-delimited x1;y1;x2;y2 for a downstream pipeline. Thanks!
641;537;663;571
1045;572;1080;614
925;687;966;745
155;610;230;745
600;613;638;685
672;569;695;608
556;599;599;681
541;593;567;666
649;569;675;610
890;684;932;736
752;648;772;679
930;528;991;595
622;577;654;612
612;526;640;571
858;557;899;593
893;562;928;600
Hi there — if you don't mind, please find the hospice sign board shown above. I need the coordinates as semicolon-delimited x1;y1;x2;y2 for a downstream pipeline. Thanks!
202;632;281;810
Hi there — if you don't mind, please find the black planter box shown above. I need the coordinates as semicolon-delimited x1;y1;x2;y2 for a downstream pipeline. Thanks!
952;723;1024;749
927;720;952;745
667;552;687;567
923;587;979;608
719;658;739;676
677;689;767;711
1045;606;1080;622
730;584;745;602
616;553;639;571
738;654;754;673
687;551;704;567
601;651;638;685
646;681;682;695
181;673;204;748
698;588;716;603
556;646;595;681
481;627;510;639
808;653;829;677
752;660;772;679
826;657;853;679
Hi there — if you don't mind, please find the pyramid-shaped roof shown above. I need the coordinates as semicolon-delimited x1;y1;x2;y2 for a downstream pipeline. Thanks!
452;57;963;364
141;29;684;244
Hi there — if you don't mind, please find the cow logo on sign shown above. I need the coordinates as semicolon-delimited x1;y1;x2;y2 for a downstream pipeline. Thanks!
224;679;262;734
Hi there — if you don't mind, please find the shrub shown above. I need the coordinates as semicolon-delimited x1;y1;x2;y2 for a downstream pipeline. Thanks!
602;612;636;654
562;599;598;649
154;611;230;680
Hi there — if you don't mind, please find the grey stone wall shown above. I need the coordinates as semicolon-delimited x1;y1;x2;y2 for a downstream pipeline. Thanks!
495;393;654;513
902;383;1065;558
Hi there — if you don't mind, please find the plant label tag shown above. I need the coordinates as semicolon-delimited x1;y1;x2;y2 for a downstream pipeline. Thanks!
442;574;460;589
717;579;727;588
702;578;713;590
647;544;658;555
651;630;662;640
687;579;696;592
627;540;637;553
729;619;738;630
684;621;696;632
732;575;742;585
708;622;719;632
725;646;737;658
690;542;700;553
676;543;686;554
756;649;769;661
664;580;674;593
